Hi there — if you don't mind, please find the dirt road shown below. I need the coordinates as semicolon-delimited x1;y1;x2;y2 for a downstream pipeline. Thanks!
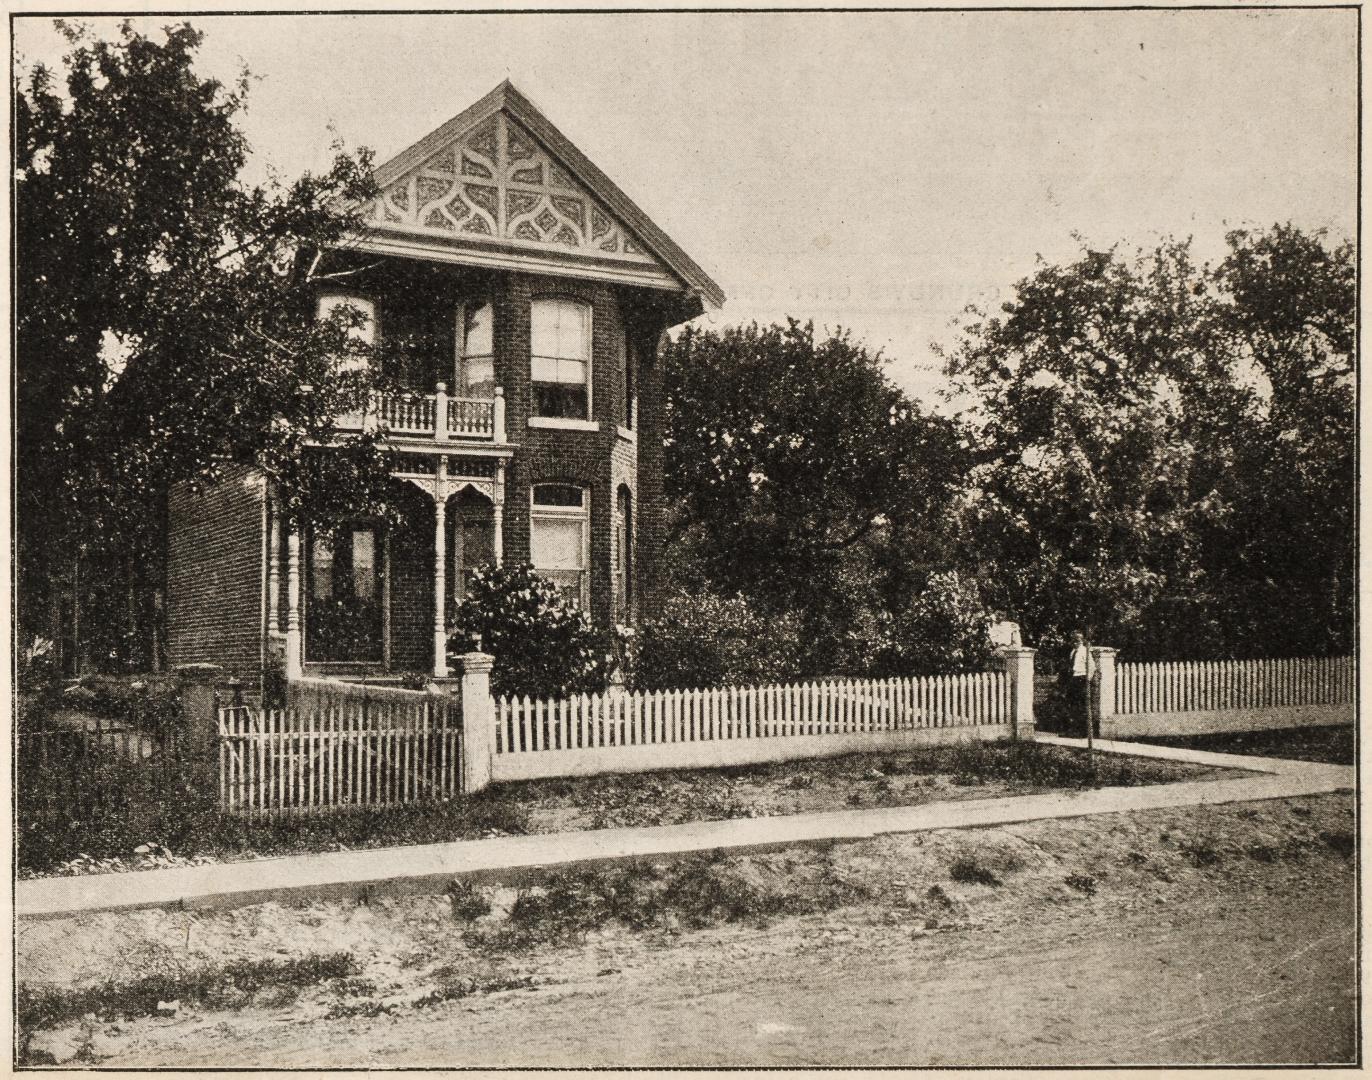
23;794;1357;1068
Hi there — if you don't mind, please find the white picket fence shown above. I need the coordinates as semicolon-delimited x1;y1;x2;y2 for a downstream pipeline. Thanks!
1114;656;1354;715
492;671;1013;781
218;699;461;816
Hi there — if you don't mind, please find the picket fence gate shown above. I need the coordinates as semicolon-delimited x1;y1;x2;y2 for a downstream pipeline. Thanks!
218;698;461;817
1113;655;1354;716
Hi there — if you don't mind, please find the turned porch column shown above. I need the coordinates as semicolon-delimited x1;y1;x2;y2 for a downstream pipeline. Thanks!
432;457;449;678
285;529;303;679
266;499;282;638
493;460;506;568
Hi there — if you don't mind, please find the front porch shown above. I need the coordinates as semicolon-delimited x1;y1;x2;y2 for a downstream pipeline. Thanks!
268;456;509;680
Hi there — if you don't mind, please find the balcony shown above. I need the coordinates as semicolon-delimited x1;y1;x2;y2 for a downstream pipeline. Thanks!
336;383;506;444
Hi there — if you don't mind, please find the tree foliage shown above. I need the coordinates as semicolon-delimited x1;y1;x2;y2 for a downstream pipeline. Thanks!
662;319;971;673
941;227;1353;661
15;21;399;658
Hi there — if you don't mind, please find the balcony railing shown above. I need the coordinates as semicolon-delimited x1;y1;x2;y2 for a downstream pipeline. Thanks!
336;383;506;443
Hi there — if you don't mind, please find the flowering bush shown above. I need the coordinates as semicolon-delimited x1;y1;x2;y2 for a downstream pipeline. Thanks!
634;591;805;690
448;565;613;700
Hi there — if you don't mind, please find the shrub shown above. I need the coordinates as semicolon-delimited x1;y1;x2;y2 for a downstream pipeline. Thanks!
62;674;183;736
448;565;613;700
882;571;997;676
635;590;805;690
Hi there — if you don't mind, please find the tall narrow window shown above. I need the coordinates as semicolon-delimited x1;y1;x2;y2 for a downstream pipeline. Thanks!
530;484;589;608
456;301;495;399
452;488;496;601
530;299;591;419
621;335;637;430
614;486;633;620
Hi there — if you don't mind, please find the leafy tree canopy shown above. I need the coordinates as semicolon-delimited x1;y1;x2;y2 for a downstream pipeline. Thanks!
662;319;972;673
16;20;399;634
940;226;1352;661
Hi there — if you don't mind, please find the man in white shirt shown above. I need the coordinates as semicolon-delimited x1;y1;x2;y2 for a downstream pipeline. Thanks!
1068;632;1094;736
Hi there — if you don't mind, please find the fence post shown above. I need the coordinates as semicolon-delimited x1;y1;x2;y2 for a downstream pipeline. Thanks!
999;647;1037;740
1091;647;1117;734
456;651;495;794
175;662;230;803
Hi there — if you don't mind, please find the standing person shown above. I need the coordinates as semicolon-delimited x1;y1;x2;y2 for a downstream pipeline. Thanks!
1068;631;1095;736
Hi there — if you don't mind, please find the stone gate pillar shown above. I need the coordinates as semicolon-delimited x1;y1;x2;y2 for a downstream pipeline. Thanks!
1000;646;1037;741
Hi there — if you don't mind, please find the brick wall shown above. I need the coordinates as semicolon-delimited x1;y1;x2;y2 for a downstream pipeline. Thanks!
387;496;436;672
165;463;266;672
490;271;667;627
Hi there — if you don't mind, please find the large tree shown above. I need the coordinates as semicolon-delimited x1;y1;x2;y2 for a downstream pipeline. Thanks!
662;319;971;673
16;21;396;666
940;227;1353;662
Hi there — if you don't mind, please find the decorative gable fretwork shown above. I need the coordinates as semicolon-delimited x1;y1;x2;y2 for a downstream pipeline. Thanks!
371;112;657;267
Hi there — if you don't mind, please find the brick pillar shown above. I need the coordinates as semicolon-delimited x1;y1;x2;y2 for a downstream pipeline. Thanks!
1000;646;1037;740
1091;647;1117;731
456;651;495;794
176;658;230;795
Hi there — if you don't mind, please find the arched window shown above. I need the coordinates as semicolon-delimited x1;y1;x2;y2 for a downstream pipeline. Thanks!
456;301;495;399
530;299;591;419
531;484;589;608
614;486;633;620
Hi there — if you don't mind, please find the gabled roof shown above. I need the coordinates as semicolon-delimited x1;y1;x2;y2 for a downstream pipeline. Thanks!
362;80;725;309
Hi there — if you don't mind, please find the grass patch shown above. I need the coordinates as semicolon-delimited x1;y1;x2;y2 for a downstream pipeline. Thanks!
21;738;1226;876
1065;873;1098;895
949;858;1000;886
18;952;358;1032
473;850;870;952
412;974;536;1009
1130;725;1353;766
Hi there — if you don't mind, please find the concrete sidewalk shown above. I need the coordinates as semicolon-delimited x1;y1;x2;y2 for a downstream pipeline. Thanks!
17;737;1353;921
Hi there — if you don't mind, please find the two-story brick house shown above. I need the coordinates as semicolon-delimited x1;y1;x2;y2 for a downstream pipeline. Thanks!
164;81;724;680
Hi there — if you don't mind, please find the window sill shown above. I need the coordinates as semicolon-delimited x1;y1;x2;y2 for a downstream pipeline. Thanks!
528;417;601;432
616;426;637;443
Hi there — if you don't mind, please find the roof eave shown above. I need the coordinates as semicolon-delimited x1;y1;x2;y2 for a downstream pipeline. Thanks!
368;80;726;311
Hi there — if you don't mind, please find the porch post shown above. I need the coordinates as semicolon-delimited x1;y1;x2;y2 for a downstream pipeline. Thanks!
266;499;281;638
285;529;303;679
382;531;392;671
493;461;506;568
433;458;449;678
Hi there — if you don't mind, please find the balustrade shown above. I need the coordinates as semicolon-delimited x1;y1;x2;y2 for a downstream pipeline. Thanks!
332;385;504;442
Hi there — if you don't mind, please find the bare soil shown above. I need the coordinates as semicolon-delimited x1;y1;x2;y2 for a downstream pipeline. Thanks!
19;791;1355;1067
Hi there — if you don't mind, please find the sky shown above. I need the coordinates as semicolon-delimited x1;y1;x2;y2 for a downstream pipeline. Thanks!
12;8;1358;406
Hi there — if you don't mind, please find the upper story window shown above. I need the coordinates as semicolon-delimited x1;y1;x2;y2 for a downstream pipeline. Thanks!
456;301;495;399
621;334;637;430
316;293;376;373
531;299;591;419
